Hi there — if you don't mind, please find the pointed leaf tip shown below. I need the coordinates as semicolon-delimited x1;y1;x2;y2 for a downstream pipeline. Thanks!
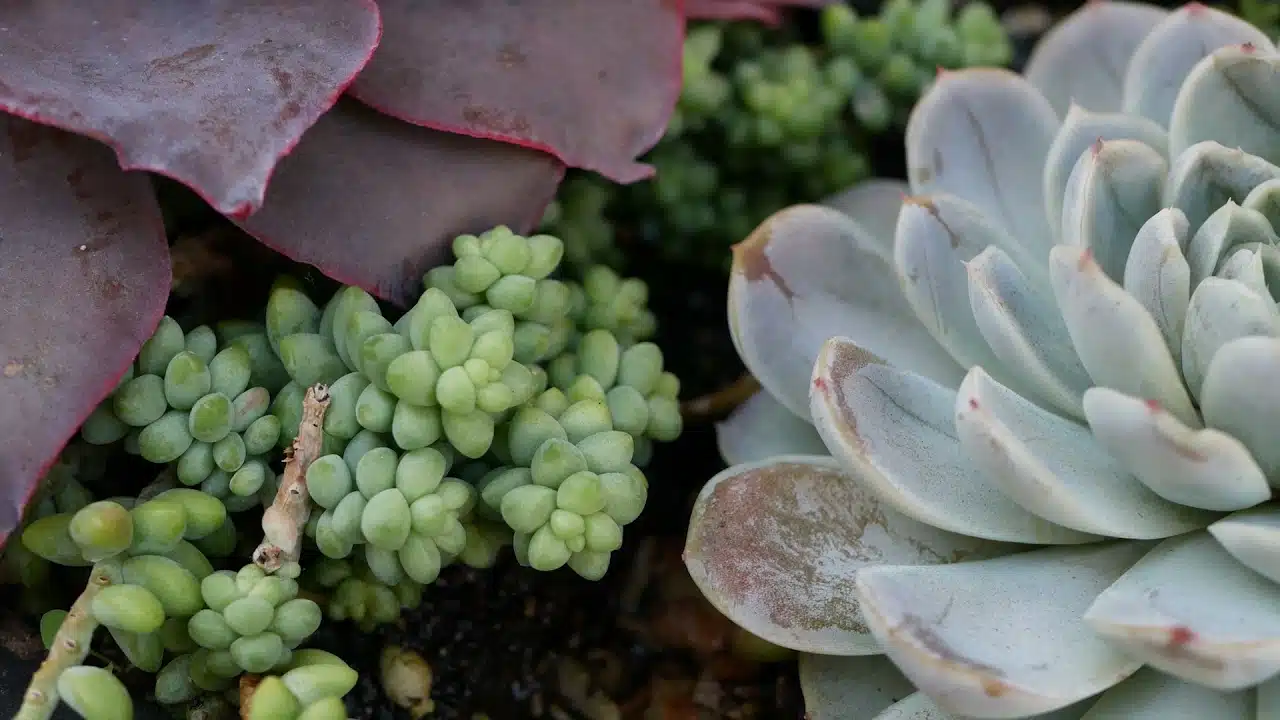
0;116;169;542
0;0;382;216
347;0;684;184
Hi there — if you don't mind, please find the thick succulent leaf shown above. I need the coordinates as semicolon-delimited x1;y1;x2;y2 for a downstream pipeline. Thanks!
1216;245;1280;303
905;69;1060;254
855;541;1152;718
893;196;1020;377
1208;506;1280;585
237;99;563;307
955;367;1218;538
810;340;1099;545
967;247;1090;419
1081;386;1268;511
0;0;381;217
715;389;828;467
1084;531;1280;690
822;178;911;255
1049;244;1200;428
1244;179;1280;233
0;116;169;542
1164;141;1280;234
1023;0;1168;116
874;694;1093;720
1200;336;1280;482
1122;4;1274;129
683;455;1011;655
1043;106;1168;241
1181;277;1280;400
872;692;953;720
346;0;682;185
1059;139;1167;283
799;654;916;720
1122;208;1192;364
1169;45;1280;168
1079;667;1253;719
727;205;963;419
1185;202;1279;288
898;194;1056;360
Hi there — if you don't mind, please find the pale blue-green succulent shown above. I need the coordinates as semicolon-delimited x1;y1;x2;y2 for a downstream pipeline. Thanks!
684;2;1280;718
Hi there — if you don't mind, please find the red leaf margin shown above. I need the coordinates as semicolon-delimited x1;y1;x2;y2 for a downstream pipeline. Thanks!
0;116;170;546
0;0;382;219
347;0;687;185
684;0;836;24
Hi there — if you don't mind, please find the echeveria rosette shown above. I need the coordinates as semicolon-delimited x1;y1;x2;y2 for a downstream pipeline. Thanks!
684;2;1280;718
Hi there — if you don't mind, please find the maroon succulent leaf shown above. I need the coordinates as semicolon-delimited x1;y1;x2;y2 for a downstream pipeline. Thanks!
236;99;565;307
685;0;834;23
0;0;381;218
0;116;170;545
347;0;684;185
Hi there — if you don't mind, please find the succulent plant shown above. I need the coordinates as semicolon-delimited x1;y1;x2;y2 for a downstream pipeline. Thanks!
684;2;1280;718
0;0;686;552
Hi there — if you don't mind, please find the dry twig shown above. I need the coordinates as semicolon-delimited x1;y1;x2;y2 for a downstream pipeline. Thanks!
253;383;331;574
15;561;122;720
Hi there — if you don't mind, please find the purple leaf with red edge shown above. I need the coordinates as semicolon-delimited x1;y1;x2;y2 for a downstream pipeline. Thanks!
236;99;564;307
0;0;381;218
0;116;169;545
348;0;684;184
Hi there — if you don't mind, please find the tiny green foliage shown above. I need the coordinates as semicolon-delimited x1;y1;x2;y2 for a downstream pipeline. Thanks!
541;2;1013;271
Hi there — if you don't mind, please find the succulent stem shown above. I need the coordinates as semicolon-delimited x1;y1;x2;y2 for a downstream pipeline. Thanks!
679;372;760;422
253;383;330;573
14;559;122;720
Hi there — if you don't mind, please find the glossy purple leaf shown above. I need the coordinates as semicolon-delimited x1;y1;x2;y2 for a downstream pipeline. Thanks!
236;99;565;307
0;116;170;545
0;0;382;218
347;0;684;184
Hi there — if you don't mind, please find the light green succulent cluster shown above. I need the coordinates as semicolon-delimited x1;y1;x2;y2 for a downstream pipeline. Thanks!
240;651;358;720
542;2;1012;272
685;3;1280;719
304;555;425;632
262;227;677;601
78;315;289;513
184;563;323;679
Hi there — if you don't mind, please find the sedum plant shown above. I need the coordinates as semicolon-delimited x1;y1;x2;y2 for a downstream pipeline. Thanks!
684;2;1280;718
0;0;686;551
9;226;682;719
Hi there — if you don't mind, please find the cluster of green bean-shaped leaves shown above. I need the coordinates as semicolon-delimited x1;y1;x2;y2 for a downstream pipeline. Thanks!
8;225;681;719
261;227;680;622
542;0;1012;271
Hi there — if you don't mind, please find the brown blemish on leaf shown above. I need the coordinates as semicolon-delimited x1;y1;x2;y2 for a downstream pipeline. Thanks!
689;462;879;638
462;104;532;136
497;43;527;68
906;196;960;249
819;340;884;452
3;360;23;378
1078;247;1095;271
147;43;218;75
730;217;795;300
896;613;1008;678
